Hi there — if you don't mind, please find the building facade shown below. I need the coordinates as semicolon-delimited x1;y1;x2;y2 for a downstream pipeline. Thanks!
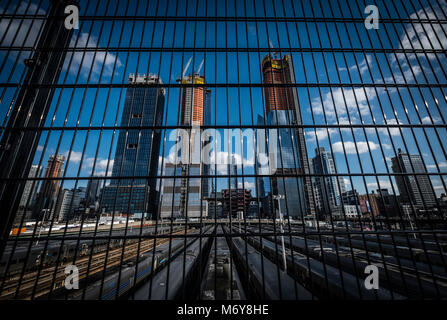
311;147;347;219
54;189;82;222
358;193;381;218
103;74;165;216
262;54;313;219
392;149;437;210
221;188;252;219
160;73;211;219
14;164;43;224
34;154;65;221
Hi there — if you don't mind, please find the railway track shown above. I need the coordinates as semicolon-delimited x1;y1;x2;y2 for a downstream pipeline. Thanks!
245;225;447;298
0;229;190;300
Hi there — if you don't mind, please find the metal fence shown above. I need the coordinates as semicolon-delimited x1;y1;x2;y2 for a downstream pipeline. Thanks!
0;0;446;300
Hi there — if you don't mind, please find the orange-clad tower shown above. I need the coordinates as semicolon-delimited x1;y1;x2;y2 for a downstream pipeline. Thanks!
34;154;65;220
180;74;206;126
262;54;295;114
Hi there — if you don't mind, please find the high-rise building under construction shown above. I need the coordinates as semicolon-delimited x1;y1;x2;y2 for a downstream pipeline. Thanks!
160;72;211;219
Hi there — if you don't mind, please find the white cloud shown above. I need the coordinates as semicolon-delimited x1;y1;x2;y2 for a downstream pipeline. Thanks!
339;55;373;75
311;87;376;123
386;6;447;83
377;118;402;137
81;157;114;176
382;143;392;150
421;115;442;124
332;141;379;154
67;33;122;78
97;158;112;170
305;128;338;143
238;181;256;190
400;17;445;51
64;150;83;163
426;161;447;171
366;179;393;192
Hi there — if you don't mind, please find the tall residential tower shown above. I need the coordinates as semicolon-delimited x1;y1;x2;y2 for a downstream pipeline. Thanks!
311;147;346;218
34;154;65;221
392;149;437;209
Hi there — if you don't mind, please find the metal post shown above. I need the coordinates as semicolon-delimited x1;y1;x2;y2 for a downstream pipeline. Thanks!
35;209;49;247
405;207;417;239
274;195;287;272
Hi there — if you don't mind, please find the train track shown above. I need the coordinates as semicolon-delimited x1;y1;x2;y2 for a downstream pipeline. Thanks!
0;229;190;300
238;225;447;298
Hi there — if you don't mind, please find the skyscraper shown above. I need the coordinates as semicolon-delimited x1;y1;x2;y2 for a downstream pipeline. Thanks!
391;149;437;209
86;177;101;205
311;147;346;218
14;164;43;224
256;114;273;218
103;74;165;216
34;154;65;220
160;73;211;219
262;54;314;218
229;154;238;190
54;188;82;222
180;74;208;127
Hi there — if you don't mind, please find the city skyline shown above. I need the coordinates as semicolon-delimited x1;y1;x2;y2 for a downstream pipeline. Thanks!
1;0;447;303
13;45;446;220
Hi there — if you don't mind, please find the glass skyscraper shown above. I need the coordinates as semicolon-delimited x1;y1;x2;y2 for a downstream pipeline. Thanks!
103;74;165;216
311;147;347;218
392;148;438;210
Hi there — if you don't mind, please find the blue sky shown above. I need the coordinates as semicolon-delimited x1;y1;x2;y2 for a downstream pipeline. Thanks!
0;0;446;198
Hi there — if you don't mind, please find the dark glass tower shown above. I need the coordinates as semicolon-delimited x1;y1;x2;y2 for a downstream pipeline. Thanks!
103;74;165;216
311;147;346;219
392;148;437;209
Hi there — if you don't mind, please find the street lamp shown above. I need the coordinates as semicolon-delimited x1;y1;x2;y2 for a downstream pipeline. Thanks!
272;194;287;272
404;206;417;239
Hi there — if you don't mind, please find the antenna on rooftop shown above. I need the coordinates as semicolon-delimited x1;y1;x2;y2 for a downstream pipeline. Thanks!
182;56;192;78
196;59;204;75
269;38;279;58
